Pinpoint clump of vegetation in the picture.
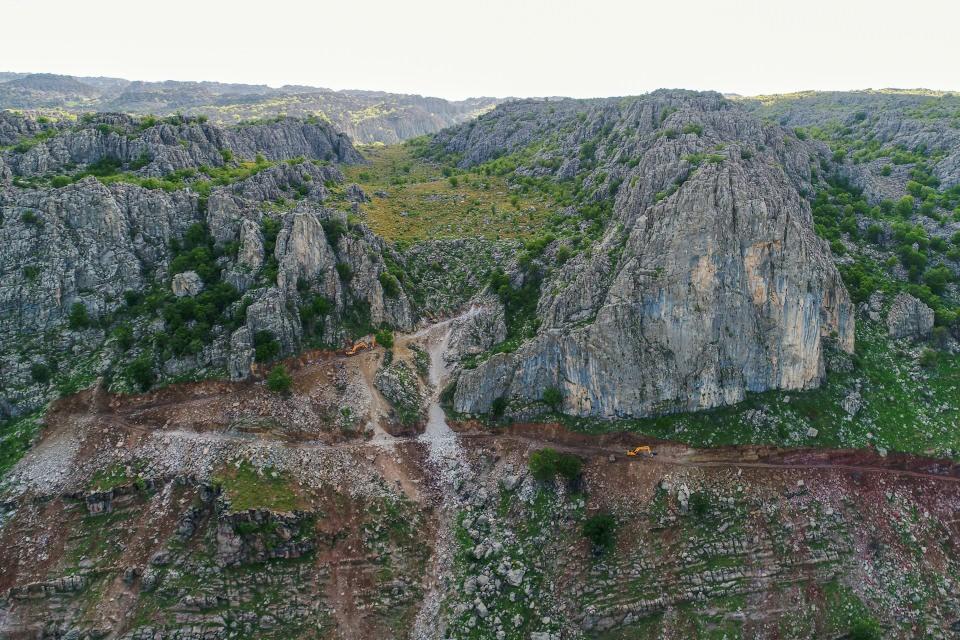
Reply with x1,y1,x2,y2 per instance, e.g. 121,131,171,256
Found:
542,386,564,411
528,447,582,482
688,491,713,520
67,302,90,329
375,328,394,349
126,356,155,391
253,331,281,363
214,460,303,512
0,413,44,479
266,364,293,394
582,513,616,552
30,363,52,384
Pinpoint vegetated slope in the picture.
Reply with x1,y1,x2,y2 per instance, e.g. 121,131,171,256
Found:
0,72,503,144
430,92,854,420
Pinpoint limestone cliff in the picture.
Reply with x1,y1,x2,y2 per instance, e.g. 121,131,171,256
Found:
447,92,854,418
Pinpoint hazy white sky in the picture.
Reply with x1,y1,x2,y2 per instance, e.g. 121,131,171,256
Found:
4,0,958,100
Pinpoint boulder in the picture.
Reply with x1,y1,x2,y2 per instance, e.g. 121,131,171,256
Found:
171,270,204,297
887,292,934,339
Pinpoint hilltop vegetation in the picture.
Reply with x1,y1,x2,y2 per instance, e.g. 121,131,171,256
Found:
343,141,552,242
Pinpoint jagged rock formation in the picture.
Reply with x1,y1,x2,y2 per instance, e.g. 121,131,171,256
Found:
0,72,503,144
446,92,854,418
743,90,960,197
886,292,935,339
1,111,360,179
0,113,412,418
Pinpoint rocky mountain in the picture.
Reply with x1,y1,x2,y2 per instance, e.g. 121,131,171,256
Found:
2,87,960,640
438,92,854,418
0,72,503,144
0,111,413,419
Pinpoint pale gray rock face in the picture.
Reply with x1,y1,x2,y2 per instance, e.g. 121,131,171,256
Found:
1,113,362,180
243,287,302,353
886,292,934,339
0,113,418,417
227,326,254,380
446,300,507,362
451,92,854,418
171,271,204,297
237,219,265,271
0,177,199,340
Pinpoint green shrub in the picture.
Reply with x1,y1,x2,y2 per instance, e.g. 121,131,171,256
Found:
688,491,713,519
112,323,134,351
448,176,459,188
253,331,281,363
542,386,563,410
30,363,51,384
336,262,353,281
320,218,347,245
50,175,72,188
528,448,582,482
491,396,508,418
682,123,703,136
127,357,155,391
582,513,616,552
848,618,882,640
379,271,401,297
923,265,953,295
20,210,39,225
919,348,939,369
267,364,292,393
896,195,915,217
67,302,90,329
374,328,394,349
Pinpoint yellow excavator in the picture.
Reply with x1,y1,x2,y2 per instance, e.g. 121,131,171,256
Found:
344,337,375,356
626,445,653,457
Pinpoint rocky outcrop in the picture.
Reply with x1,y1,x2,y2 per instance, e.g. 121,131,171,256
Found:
446,300,507,362
171,271,204,297
374,360,425,425
1,112,361,180
450,92,854,418
886,292,935,339
0,114,414,416
745,91,960,194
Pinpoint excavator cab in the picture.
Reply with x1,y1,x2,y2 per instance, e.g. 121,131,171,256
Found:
626,445,652,457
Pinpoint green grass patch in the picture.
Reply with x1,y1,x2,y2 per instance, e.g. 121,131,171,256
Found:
213,461,306,512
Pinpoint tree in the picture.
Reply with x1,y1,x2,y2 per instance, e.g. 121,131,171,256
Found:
583,513,616,552
528,448,561,481
849,618,882,640
895,195,915,217
922,265,953,295
528,448,582,483
542,387,563,411
253,331,280,363
375,328,394,349
378,272,401,297
67,302,90,330
267,364,292,393
689,491,713,519
30,363,51,384
128,357,155,391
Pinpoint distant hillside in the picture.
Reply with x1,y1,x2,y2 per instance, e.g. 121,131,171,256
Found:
0,72,503,144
